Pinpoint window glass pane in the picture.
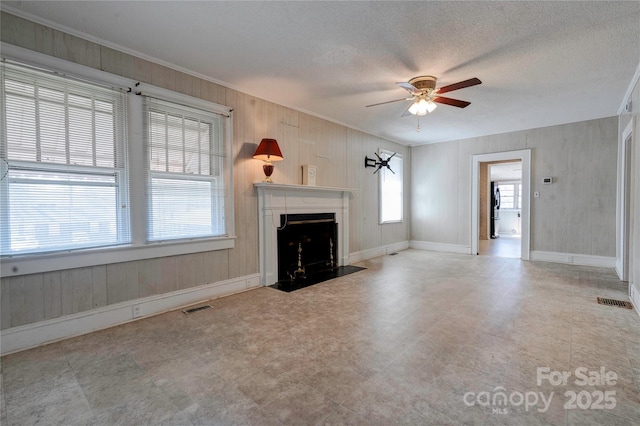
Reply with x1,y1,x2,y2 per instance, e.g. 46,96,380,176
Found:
168,148,183,173
6,169,120,254
497,183,515,209
5,93,37,161
95,111,115,167
149,178,215,239
149,110,167,171
184,118,200,174
200,154,210,175
39,86,64,103
167,115,183,151
5,78,34,96
68,93,92,109
380,152,403,223
68,104,94,166
40,100,67,163
200,122,211,175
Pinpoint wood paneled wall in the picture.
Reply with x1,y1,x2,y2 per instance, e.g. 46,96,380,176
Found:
0,12,410,330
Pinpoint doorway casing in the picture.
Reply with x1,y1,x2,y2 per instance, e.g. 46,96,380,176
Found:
471,150,531,260
617,120,633,281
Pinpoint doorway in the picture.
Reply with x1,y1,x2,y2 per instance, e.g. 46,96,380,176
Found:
471,150,531,260
479,162,523,258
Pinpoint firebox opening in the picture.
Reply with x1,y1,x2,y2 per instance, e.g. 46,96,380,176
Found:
277,213,338,281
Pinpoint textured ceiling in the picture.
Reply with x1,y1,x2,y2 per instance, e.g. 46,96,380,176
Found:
3,1,639,146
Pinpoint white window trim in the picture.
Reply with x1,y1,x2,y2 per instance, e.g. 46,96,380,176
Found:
1,43,235,277
135,89,234,244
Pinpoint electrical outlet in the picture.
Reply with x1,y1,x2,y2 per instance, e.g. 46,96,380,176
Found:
132,305,142,318
567,255,574,264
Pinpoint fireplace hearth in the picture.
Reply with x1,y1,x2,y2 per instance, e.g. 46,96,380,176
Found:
269,264,365,292
271,213,364,292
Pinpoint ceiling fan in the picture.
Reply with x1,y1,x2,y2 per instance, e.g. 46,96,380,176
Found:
366,76,482,116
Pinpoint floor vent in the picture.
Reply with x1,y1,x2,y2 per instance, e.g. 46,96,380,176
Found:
597,297,633,310
182,304,212,315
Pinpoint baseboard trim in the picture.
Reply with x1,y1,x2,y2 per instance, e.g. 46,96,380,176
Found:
529,251,616,268
409,240,471,255
630,284,640,318
0,273,260,356
349,241,409,263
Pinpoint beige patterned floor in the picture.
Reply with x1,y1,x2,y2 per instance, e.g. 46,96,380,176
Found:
1,250,639,425
479,235,521,258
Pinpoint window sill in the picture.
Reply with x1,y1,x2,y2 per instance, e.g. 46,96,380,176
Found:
1,236,236,277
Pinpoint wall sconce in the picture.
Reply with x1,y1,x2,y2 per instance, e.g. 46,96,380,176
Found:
253,138,283,182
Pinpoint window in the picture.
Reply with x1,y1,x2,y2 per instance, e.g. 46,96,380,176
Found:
379,150,403,223
0,51,234,271
497,182,522,209
1,62,129,255
144,98,227,241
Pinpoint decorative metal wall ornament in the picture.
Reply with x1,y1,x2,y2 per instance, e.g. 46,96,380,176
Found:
364,152,397,174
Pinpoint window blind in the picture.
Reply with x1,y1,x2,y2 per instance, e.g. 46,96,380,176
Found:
1,62,129,255
144,97,227,241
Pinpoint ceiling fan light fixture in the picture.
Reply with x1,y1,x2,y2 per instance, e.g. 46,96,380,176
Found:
408,98,437,116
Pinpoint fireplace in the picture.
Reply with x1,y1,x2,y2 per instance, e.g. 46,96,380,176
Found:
255,183,358,287
277,213,338,282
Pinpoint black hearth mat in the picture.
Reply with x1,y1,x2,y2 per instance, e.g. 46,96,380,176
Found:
269,265,366,293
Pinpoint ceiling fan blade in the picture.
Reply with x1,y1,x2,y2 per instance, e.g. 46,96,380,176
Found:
366,98,410,108
396,82,422,96
433,96,471,108
436,78,482,94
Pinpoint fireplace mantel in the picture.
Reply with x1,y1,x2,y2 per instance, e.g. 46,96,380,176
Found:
254,183,358,193
255,183,357,286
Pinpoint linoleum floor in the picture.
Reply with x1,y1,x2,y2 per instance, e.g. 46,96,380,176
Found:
2,250,639,425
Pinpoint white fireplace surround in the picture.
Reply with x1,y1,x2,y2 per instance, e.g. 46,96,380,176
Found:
255,183,357,286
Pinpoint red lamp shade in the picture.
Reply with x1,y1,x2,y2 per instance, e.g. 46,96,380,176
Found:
253,138,283,182
253,138,283,162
